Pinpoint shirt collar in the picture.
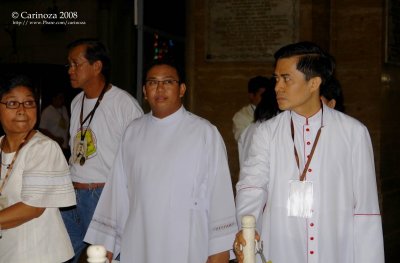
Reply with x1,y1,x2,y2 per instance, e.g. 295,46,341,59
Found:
150,105,185,124
291,108,322,126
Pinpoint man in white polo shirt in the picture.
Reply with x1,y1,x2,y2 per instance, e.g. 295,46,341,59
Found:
61,38,143,263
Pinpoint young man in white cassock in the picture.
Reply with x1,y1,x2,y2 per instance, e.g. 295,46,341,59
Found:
84,59,238,263
234,41,384,263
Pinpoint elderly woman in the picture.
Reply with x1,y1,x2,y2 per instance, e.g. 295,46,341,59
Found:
0,75,76,262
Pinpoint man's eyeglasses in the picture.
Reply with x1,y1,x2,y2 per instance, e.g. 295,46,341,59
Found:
65,61,89,70
0,100,37,109
145,79,179,88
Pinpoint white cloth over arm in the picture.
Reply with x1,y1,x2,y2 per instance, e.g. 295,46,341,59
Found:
236,121,269,230
202,120,237,257
84,144,129,256
352,124,384,262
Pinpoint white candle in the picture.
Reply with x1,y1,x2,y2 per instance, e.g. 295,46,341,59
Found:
242,215,256,263
87,245,107,263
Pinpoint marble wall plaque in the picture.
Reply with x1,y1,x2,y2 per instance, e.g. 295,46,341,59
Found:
206,0,299,62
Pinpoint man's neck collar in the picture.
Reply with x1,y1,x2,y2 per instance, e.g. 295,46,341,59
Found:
291,106,323,125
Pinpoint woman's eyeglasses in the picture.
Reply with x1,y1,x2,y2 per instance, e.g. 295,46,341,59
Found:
0,100,37,109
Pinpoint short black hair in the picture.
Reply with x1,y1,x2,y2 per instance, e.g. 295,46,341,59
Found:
320,76,345,112
254,77,280,122
67,38,111,84
274,41,335,89
0,74,37,101
143,58,185,84
248,76,270,94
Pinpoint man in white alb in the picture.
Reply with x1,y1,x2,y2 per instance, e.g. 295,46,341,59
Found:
85,59,237,263
232,76,268,141
234,42,384,263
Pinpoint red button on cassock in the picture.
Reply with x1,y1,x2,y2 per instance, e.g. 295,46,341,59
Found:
306,128,310,132
310,223,314,227
310,251,314,254
310,237,314,240
307,141,311,145
308,168,312,172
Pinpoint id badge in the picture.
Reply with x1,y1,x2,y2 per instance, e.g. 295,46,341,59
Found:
73,136,87,165
287,180,313,218
0,195,8,211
